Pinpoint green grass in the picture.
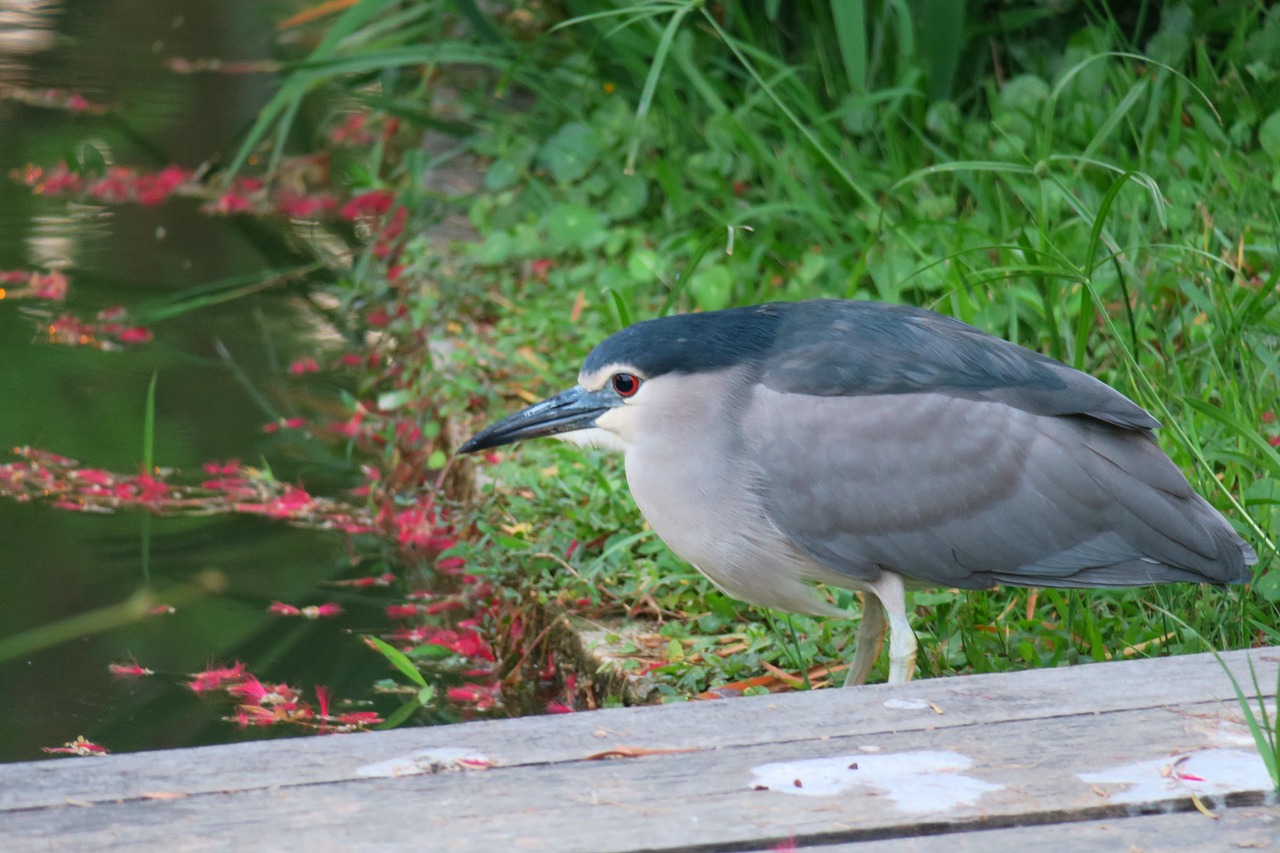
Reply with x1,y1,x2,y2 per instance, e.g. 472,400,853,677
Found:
249,0,1279,695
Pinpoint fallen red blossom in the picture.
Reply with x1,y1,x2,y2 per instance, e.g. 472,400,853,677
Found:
108,661,154,678
334,711,383,726
186,662,247,693
445,682,500,711
42,736,109,756
288,357,320,375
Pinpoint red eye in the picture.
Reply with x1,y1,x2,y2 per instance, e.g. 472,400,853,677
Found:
611,372,641,398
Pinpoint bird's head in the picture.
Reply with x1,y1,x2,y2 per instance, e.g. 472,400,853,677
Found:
458,305,782,456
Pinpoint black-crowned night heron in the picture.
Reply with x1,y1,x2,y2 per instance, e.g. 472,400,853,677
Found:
461,299,1256,685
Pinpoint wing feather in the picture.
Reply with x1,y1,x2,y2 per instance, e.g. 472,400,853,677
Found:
742,388,1253,591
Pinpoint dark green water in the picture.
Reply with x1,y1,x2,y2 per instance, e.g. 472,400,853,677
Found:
0,1,378,761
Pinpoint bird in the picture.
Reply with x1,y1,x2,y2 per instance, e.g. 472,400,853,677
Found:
460,299,1256,685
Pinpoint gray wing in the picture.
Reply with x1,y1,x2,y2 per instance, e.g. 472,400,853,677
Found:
762,300,1160,430
742,387,1254,590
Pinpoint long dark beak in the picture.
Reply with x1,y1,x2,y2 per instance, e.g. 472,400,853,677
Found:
459,385,615,454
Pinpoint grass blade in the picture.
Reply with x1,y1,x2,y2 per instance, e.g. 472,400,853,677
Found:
830,0,867,94
366,635,429,689
624,5,691,175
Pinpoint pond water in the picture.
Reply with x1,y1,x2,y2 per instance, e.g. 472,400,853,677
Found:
0,1,379,761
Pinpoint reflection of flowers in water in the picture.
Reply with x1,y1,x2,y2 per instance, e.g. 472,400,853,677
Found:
0,268,68,301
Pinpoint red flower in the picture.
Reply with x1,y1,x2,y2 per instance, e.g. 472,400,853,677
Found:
42,736,109,756
340,189,394,220
264,486,314,518
392,504,435,550
331,413,366,439
132,472,170,503
332,573,394,588
116,326,153,345
269,600,342,618
288,357,320,375
436,556,466,573
32,271,68,300
230,705,281,728
108,661,154,678
135,165,189,205
212,191,253,214
186,662,246,693
445,682,500,711
226,675,271,703
276,191,337,218
71,468,114,486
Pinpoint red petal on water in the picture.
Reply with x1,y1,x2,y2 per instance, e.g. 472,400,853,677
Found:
227,676,269,704
117,326,153,345
42,736,109,756
108,662,154,678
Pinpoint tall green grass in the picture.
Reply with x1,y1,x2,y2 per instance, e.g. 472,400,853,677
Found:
247,0,1279,690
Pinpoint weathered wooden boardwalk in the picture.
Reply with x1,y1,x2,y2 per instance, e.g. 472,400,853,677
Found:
2,649,1277,851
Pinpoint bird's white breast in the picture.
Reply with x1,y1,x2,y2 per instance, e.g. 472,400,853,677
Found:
616,370,845,616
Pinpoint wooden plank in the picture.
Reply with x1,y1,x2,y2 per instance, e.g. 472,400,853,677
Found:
2,649,1273,812
813,805,1280,851
0,649,1274,852
0,697,1273,851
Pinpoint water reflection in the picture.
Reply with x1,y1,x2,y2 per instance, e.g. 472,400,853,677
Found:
0,1,60,83
27,205,107,270
0,1,370,762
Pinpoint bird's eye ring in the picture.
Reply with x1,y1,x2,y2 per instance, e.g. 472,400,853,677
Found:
611,372,642,398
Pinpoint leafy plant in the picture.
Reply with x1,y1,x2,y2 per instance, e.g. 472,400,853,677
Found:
231,0,1278,699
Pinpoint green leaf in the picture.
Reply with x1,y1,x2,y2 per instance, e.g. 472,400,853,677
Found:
484,158,522,191
605,173,649,220
830,0,866,94
690,264,733,311
544,203,606,251
537,122,600,184
1254,568,1280,603
378,698,422,730
409,643,457,660
1259,110,1280,160
366,636,429,688
377,389,415,411
627,248,662,282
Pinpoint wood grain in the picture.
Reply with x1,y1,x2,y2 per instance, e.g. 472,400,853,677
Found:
1,649,1274,851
